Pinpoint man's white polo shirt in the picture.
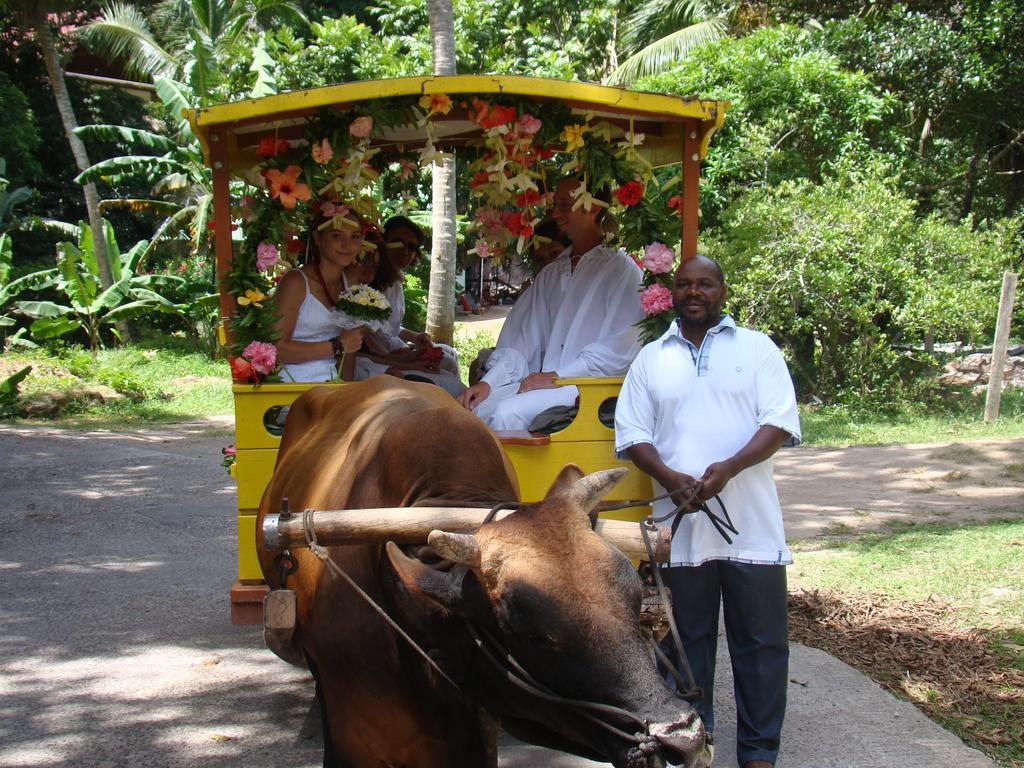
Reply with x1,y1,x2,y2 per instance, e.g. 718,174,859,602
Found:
614,316,801,566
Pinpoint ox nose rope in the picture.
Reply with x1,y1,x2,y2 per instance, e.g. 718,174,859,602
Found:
298,508,684,768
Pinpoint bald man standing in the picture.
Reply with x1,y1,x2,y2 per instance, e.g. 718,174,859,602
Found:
614,255,801,768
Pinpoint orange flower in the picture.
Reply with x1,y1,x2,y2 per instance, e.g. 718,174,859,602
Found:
419,93,453,115
265,165,311,209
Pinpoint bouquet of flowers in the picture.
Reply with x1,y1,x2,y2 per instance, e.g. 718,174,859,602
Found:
336,283,391,323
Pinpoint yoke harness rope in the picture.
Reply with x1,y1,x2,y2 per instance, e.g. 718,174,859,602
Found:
295,482,734,766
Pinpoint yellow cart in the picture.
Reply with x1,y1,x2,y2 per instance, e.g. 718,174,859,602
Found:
186,75,728,623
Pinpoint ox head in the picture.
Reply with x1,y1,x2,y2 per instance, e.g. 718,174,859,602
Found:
386,465,711,768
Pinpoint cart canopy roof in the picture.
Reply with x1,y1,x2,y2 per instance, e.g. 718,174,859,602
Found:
188,75,728,174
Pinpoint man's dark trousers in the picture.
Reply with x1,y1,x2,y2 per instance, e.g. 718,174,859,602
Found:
660,561,788,766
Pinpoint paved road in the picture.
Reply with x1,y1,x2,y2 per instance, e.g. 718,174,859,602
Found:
0,423,997,767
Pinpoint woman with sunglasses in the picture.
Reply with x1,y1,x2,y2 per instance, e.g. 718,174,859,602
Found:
378,217,463,379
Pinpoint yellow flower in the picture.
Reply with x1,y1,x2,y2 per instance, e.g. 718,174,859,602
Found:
237,288,266,309
419,93,453,115
561,123,589,152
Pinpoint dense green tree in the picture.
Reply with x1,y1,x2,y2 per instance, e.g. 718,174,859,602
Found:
710,164,1020,406
640,26,905,229
819,1,1024,223
1,2,116,288
79,0,307,103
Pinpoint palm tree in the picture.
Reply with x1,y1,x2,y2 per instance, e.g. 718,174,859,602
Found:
79,0,306,104
607,0,732,85
2,2,115,289
425,0,458,346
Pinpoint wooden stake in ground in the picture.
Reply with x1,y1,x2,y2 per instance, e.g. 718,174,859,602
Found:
984,271,1018,422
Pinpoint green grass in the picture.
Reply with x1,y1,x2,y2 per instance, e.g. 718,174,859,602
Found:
791,519,1024,629
800,400,1024,446
453,326,496,384
2,342,233,429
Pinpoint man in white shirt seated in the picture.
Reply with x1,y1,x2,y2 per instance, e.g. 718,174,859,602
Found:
457,176,644,430
614,254,801,768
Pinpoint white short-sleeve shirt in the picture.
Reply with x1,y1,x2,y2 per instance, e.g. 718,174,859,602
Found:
614,316,801,566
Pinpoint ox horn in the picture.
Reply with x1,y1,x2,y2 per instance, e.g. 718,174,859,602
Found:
428,531,482,568
564,466,630,514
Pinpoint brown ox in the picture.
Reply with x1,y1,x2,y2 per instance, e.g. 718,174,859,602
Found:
256,378,709,768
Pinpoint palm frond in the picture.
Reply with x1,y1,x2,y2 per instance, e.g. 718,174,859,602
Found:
19,217,82,238
136,204,198,270
78,2,178,81
619,0,713,55
74,155,185,186
74,124,176,151
98,199,183,216
608,17,728,85
248,32,277,99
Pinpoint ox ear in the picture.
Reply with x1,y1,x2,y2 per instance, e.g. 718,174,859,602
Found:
544,463,586,499
386,541,464,611
428,531,482,568
564,467,630,516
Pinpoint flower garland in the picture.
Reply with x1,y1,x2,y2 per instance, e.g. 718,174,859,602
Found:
223,92,689,381
225,98,421,382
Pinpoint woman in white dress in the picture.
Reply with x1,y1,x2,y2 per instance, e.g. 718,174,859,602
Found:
274,217,369,382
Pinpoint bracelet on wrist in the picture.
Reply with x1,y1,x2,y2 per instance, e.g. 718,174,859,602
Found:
330,336,344,361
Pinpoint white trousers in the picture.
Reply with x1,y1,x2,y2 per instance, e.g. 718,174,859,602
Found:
473,383,579,431
357,358,466,398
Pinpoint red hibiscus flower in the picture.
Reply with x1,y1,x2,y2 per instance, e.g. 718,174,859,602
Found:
614,180,644,207
481,105,517,129
501,211,533,238
516,189,543,207
668,194,685,213
256,136,290,157
230,356,258,383
469,171,491,188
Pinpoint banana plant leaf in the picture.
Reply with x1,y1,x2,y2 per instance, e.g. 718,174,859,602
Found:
56,241,98,312
29,315,81,340
74,155,185,186
16,299,67,318
73,124,176,151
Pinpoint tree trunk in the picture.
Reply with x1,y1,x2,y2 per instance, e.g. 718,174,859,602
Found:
33,12,114,290
425,0,458,346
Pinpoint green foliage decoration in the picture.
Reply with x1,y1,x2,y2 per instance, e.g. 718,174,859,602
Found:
230,90,687,379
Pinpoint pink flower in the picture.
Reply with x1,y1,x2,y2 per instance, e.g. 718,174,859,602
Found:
311,138,333,163
242,340,277,375
474,207,504,238
643,242,675,274
474,240,491,258
349,116,373,138
518,113,542,135
640,283,674,316
222,445,236,457
239,194,257,222
320,201,349,220
256,241,279,271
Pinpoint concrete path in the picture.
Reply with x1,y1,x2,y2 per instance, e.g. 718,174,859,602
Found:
0,423,998,767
